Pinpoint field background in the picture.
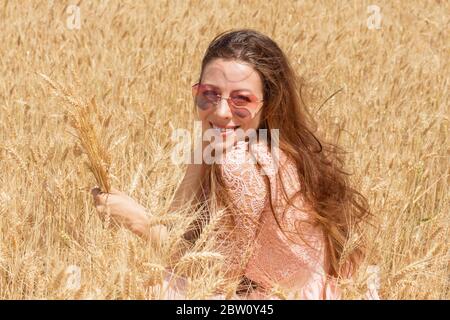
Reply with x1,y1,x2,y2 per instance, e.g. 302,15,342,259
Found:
0,0,448,299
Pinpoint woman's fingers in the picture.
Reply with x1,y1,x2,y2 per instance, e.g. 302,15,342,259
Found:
90,187,103,197
95,204,105,213
91,187,109,206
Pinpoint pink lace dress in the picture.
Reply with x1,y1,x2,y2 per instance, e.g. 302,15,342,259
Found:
160,140,379,300
213,140,339,299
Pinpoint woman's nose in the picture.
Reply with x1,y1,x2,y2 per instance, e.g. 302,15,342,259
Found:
214,98,233,119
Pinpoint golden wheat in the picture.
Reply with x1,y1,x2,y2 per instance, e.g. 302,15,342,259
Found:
38,73,112,193
0,0,447,300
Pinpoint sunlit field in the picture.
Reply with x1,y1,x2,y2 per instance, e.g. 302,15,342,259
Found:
0,0,448,299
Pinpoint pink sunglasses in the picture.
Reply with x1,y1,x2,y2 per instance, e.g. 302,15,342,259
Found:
192,83,264,118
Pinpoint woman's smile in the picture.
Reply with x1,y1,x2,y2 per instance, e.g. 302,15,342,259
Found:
209,121,241,136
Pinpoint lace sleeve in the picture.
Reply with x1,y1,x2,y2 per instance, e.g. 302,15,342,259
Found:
219,141,269,217
217,141,270,279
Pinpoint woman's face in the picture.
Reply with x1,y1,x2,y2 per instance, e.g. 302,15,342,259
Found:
196,58,264,150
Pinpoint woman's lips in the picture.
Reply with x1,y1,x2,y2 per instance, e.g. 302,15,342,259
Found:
209,122,240,135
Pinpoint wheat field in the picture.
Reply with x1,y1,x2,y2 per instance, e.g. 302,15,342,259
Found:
0,0,448,300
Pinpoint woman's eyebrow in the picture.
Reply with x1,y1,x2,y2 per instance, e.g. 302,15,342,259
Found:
232,88,254,93
202,83,254,93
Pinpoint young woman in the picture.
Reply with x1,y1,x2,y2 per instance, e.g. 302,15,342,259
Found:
92,29,377,299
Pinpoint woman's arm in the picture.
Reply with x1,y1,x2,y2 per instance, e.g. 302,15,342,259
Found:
148,138,212,250
91,188,168,246
93,112,213,250
170,161,210,242
141,146,210,246
215,140,270,281
91,145,209,248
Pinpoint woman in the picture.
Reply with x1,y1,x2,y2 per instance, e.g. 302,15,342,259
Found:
92,29,377,299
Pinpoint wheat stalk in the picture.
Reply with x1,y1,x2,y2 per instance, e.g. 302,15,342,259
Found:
2,145,27,172
142,262,165,287
37,72,112,193
178,251,224,265
175,251,224,277
0,192,10,216
128,162,143,195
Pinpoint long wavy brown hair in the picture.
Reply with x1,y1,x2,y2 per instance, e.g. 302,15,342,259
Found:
195,28,371,279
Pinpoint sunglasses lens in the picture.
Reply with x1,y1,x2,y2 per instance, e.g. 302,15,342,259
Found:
193,84,219,110
230,93,257,118
230,94,252,107
232,107,251,118
194,95,213,110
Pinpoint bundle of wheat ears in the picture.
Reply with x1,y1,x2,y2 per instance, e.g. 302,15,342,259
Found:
37,72,112,193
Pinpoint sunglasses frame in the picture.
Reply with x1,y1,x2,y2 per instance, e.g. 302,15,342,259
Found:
191,82,264,118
